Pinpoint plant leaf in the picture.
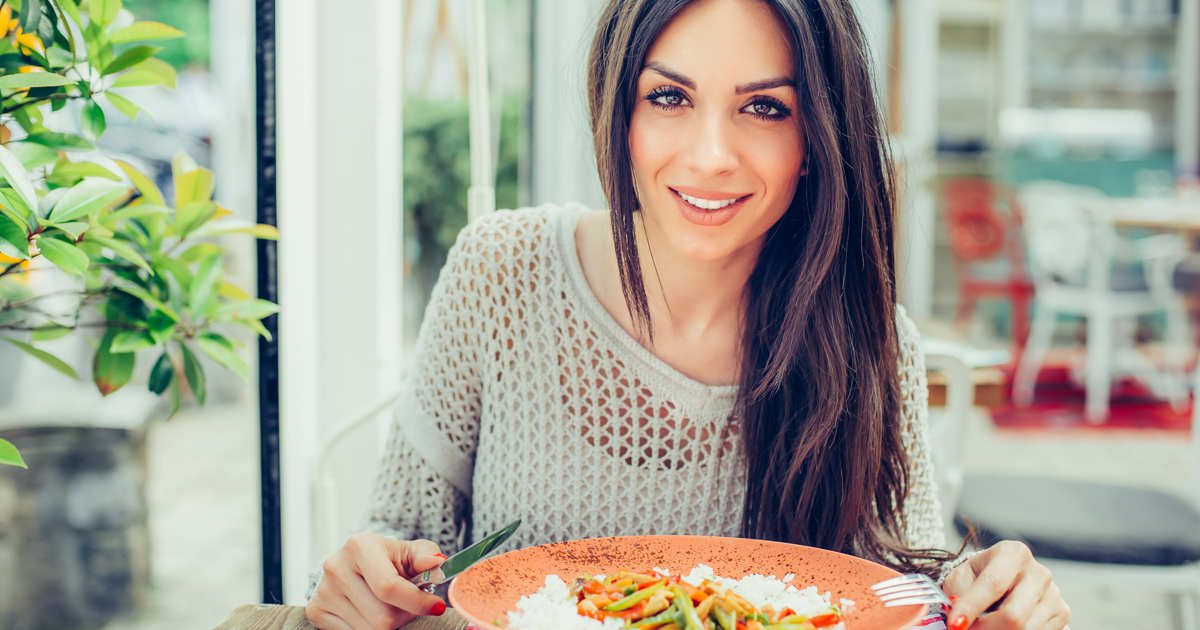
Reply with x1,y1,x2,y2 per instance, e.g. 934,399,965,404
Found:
166,362,181,417
3,336,79,379
36,236,89,275
179,341,205,405
177,242,222,265
174,167,214,208
114,281,179,322
31,325,73,341
0,190,34,233
94,329,135,395
0,438,27,469
0,145,39,214
171,200,215,238
103,45,160,75
22,132,94,151
148,350,173,394
81,100,107,141
86,234,150,272
45,220,89,240
111,21,184,45
89,0,122,26
146,309,175,344
0,71,74,90
110,329,156,353
0,214,27,259
47,159,122,188
197,222,280,240
104,91,141,120
188,252,221,317
197,332,247,379
20,0,45,36
218,280,251,301
240,318,272,342
113,159,165,206
215,298,279,322
111,57,175,89
50,178,129,222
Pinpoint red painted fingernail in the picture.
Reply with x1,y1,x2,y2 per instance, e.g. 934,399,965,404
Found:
949,595,958,603
430,600,447,616
434,552,448,560
949,614,968,630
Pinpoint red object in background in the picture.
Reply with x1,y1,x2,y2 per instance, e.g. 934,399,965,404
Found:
992,362,1193,433
942,178,1036,367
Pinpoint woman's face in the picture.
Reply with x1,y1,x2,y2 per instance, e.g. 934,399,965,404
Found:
629,0,805,265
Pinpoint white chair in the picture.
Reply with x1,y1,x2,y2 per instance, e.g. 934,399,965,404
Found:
954,366,1200,630
309,391,402,559
1013,180,1192,422
923,350,973,538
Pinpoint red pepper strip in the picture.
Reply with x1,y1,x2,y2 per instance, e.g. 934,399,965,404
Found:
809,613,841,627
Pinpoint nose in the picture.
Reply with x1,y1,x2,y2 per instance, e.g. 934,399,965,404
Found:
684,109,739,176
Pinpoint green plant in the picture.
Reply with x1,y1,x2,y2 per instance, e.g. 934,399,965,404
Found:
0,0,277,468
403,96,520,311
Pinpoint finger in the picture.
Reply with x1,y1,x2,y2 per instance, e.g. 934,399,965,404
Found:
940,559,979,599
334,565,406,630
349,539,446,614
1024,583,1071,630
947,541,1030,628
304,601,353,630
392,538,447,577
973,563,1051,629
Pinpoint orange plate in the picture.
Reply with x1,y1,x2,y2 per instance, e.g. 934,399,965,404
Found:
449,535,928,629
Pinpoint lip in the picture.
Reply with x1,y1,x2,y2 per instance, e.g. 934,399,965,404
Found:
670,185,753,202
669,187,752,227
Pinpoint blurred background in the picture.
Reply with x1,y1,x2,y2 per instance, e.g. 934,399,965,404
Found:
0,0,1196,629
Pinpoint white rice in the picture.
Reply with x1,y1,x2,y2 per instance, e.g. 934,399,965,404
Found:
506,564,852,630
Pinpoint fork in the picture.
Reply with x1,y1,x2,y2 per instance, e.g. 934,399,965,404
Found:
870,573,952,608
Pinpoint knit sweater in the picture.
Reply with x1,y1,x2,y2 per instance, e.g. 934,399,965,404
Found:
352,202,947,573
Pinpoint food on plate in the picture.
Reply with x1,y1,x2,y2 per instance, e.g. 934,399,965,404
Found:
504,564,851,630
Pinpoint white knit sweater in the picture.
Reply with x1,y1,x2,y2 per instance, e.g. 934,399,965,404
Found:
356,202,946,570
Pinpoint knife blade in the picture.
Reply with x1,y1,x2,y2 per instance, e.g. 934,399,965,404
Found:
411,518,522,601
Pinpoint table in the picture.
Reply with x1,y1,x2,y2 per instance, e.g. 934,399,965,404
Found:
1107,196,1200,236
215,604,472,630
927,366,1007,409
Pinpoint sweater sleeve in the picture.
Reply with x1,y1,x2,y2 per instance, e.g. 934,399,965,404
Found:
308,219,493,598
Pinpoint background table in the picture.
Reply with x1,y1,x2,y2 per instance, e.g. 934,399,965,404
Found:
215,604,471,630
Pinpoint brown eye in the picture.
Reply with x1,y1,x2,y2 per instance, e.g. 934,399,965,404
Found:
646,86,689,110
742,97,791,121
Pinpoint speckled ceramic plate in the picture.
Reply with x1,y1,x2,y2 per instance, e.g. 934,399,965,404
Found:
448,535,927,630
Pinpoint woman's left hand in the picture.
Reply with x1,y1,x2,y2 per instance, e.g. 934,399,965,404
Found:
941,540,1071,630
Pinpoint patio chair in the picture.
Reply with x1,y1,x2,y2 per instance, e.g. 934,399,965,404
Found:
954,364,1200,629
940,178,1035,365
1012,180,1191,422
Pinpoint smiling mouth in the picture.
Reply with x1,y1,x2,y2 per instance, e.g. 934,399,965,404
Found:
670,188,752,211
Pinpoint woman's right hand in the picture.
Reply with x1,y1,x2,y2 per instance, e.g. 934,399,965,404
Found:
306,533,449,630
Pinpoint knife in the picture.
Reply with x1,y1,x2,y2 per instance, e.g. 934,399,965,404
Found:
411,518,522,601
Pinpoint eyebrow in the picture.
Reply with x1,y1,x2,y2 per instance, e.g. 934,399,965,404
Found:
643,61,794,94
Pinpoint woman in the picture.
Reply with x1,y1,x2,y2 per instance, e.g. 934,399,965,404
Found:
306,1,1071,629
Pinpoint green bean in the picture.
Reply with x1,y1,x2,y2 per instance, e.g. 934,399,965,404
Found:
605,581,666,611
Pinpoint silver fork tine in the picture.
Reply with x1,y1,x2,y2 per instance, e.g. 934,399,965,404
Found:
870,573,951,608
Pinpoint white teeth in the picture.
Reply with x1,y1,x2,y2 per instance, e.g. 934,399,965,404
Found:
676,190,741,210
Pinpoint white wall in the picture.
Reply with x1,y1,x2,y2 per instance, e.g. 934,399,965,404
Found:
276,0,403,603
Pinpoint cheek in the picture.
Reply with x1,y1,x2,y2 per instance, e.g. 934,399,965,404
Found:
628,107,676,182
751,127,804,202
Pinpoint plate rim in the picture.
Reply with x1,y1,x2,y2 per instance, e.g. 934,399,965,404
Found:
448,533,930,629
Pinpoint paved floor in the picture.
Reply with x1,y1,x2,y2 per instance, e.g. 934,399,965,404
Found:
97,400,1194,630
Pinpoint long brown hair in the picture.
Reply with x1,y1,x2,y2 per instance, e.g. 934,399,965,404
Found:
586,0,957,575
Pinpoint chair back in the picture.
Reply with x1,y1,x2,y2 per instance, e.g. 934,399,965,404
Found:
309,391,401,560
1017,181,1110,287
924,351,972,532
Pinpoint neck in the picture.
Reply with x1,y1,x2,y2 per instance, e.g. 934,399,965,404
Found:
631,212,759,341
